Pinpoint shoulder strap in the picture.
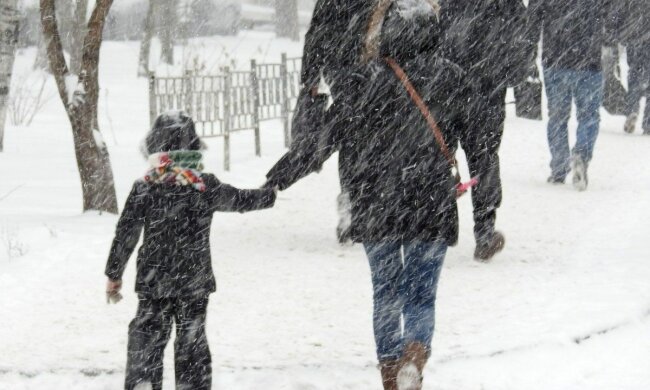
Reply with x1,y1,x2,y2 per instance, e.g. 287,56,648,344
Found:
384,57,479,198
384,57,456,168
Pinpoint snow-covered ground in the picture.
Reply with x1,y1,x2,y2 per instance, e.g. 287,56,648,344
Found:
1,33,649,390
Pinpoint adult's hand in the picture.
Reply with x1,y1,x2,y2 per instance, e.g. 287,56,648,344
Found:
106,278,123,304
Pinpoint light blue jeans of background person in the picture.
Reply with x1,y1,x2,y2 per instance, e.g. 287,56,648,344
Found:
544,68,603,179
363,240,447,362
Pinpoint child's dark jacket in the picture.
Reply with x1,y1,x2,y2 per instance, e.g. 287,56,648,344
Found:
105,174,275,298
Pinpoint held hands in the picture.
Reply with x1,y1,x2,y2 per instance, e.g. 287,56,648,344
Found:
106,278,123,304
262,179,280,195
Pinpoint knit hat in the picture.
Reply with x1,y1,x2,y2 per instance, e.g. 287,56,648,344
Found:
142,110,203,156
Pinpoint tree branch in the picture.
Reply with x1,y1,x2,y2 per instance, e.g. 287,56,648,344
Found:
39,0,70,108
81,0,113,86
80,0,114,125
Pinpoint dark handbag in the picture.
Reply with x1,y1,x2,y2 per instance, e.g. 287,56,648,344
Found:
602,46,628,116
602,74,628,116
514,68,543,120
290,86,328,142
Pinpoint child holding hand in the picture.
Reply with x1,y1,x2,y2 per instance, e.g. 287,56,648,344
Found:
105,111,275,390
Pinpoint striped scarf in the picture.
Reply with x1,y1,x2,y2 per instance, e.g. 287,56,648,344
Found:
144,151,206,192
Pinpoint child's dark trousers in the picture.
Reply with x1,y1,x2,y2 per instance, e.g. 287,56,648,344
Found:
125,295,211,390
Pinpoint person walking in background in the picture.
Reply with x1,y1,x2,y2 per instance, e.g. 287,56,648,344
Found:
619,0,650,135
105,112,276,390
527,0,619,190
438,0,534,261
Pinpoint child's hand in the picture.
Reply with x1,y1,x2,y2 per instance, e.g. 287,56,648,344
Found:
106,278,123,304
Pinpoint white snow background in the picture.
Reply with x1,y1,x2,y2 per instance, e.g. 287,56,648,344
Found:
0,31,649,390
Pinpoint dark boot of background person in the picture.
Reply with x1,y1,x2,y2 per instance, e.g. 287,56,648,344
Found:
379,360,400,390
474,231,506,262
396,342,428,390
624,112,638,133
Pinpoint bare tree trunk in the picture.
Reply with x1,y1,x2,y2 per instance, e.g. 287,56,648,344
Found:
41,0,118,214
159,0,175,65
0,0,20,152
138,0,155,76
275,0,299,41
70,0,89,74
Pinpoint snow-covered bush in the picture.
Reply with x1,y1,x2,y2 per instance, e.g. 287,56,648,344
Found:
7,70,53,126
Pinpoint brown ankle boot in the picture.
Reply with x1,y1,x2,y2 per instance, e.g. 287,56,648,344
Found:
397,342,428,390
379,360,400,390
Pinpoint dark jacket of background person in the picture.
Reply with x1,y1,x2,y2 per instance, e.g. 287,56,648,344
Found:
438,0,534,89
105,176,275,298
300,0,370,89
269,2,467,245
615,0,650,58
435,0,532,244
608,0,649,46
527,0,619,72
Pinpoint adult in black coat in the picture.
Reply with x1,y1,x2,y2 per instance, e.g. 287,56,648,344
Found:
438,0,534,261
267,1,466,388
618,0,650,134
105,112,275,390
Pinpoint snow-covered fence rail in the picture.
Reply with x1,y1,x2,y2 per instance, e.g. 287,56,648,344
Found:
148,54,303,170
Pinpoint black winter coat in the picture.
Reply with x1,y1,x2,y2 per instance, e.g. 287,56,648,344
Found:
527,0,619,72
105,174,275,298
341,59,465,244
269,2,466,244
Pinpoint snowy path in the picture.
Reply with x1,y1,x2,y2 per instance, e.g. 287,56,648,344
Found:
1,40,649,389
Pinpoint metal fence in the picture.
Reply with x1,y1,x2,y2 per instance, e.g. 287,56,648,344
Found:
148,53,302,170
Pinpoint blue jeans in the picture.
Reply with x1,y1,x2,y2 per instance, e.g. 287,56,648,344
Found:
544,69,603,179
363,240,447,362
